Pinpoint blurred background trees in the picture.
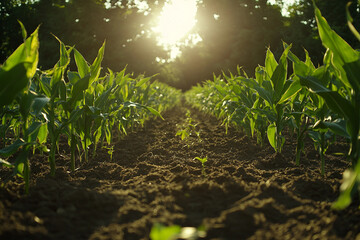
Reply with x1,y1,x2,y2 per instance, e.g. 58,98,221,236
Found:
1,0,359,90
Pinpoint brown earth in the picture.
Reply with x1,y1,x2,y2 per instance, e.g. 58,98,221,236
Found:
1,102,360,240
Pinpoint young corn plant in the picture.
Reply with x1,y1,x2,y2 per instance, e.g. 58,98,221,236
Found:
286,43,342,171
41,36,73,176
287,90,309,165
194,156,208,176
300,4,360,209
241,45,302,152
69,42,106,165
285,46,316,165
0,24,48,193
150,223,206,240
308,121,336,175
218,70,257,136
176,110,201,145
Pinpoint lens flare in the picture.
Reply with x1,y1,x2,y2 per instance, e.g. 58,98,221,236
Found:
153,0,198,51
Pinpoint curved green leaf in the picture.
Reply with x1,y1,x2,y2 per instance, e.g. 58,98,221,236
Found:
0,27,39,107
0,139,26,158
74,49,90,79
299,75,355,124
315,4,359,89
278,80,302,104
267,123,276,151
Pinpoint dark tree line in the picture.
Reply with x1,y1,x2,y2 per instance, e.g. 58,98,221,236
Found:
1,0,359,90
0,0,167,76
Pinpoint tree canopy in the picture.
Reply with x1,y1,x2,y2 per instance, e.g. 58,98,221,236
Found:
1,0,359,90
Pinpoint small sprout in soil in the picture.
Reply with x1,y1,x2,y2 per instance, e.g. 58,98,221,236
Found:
150,223,181,240
103,145,114,161
150,223,206,240
176,110,201,146
194,156,208,176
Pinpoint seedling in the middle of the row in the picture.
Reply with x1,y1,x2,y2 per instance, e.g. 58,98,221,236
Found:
194,156,208,176
176,110,201,146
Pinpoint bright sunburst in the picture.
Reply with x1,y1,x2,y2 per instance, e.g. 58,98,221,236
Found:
153,0,198,59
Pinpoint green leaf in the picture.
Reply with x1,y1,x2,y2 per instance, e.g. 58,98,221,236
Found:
74,49,90,79
50,65,63,89
16,162,24,177
255,66,265,85
0,64,29,107
194,156,207,164
0,158,13,168
19,92,36,119
95,85,118,109
272,45,291,102
59,79,67,102
89,41,106,84
267,123,276,151
144,106,164,120
304,49,316,70
346,2,360,42
315,4,359,63
0,139,26,158
1,27,39,74
315,4,359,89
255,86,273,106
135,76,151,87
343,60,360,94
313,120,350,139
32,96,50,117
67,71,81,85
26,121,43,143
176,129,189,140
0,27,39,107
68,108,84,124
50,35,71,89
287,49,313,77
150,223,181,240
265,48,278,78
37,123,48,144
17,20,27,41
332,162,360,210
242,78,273,105
299,75,355,125
54,35,71,68
278,80,302,104
66,74,90,108
215,85,227,96
40,75,51,97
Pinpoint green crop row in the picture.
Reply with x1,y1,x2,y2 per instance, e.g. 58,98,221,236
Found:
0,23,181,193
185,4,360,210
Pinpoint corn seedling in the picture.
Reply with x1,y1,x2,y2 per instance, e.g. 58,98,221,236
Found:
194,156,207,176
0,23,46,193
176,110,201,144
150,223,206,240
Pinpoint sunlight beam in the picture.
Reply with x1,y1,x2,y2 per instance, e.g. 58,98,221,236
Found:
153,0,198,59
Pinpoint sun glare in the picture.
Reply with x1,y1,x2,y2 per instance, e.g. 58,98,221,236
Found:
153,0,198,59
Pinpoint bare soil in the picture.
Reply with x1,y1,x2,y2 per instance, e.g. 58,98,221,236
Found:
1,102,360,240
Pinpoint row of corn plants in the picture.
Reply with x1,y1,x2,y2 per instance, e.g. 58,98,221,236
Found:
185,4,360,210
0,23,181,193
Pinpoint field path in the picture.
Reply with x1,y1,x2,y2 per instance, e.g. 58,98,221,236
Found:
1,101,359,239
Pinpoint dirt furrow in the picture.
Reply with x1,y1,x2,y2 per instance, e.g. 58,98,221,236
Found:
0,102,359,240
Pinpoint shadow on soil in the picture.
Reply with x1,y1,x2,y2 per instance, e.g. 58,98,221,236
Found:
1,102,360,240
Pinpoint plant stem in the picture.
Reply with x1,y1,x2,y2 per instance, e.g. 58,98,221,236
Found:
70,126,76,172
49,136,57,176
